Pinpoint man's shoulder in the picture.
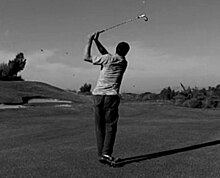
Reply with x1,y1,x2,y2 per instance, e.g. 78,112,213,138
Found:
112,55,127,64
101,53,112,60
102,53,125,60
101,54,127,66
103,53,112,57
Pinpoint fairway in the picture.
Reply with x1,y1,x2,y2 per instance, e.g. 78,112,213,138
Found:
1,0,220,177
0,103,220,178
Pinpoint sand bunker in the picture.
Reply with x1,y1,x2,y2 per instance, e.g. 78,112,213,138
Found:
55,104,72,108
0,104,26,109
28,98,72,103
0,98,72,109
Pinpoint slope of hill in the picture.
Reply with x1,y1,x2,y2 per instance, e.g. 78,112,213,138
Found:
0,81,87,104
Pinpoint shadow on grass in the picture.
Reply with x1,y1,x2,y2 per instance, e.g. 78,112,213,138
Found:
116,140,220,167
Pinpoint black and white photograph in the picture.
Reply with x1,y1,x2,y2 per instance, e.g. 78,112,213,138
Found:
0,0,220,177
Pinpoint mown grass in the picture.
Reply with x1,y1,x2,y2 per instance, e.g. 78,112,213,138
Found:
0,103,219,178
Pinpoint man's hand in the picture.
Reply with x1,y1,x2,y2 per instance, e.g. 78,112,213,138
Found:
88,32,96,41
94,31,101,41
88,31,101,42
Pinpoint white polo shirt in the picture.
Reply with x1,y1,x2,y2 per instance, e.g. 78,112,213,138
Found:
92,53,127,95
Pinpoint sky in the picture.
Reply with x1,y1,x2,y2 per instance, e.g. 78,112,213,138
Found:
0,0,220,93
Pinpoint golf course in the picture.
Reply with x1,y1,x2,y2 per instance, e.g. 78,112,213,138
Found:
0,81,220,178
1,0,220,177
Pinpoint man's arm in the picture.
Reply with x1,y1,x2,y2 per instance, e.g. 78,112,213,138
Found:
94,32,108,55
83,33,95,63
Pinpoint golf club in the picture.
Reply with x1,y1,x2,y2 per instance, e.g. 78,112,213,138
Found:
98,13,148,34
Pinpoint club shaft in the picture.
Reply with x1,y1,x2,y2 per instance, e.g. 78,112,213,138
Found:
99,17,138,34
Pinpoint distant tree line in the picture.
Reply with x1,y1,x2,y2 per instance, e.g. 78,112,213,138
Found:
0,53,26,81
79,82,220,108
120,83,220,109
173,83,220,109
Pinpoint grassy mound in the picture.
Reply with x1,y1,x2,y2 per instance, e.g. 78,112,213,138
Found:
0,81,87,104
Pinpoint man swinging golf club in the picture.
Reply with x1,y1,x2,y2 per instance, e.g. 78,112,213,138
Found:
83,31,130,165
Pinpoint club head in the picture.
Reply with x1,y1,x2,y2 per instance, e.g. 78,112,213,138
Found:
138,14,148,21
143,16,148,21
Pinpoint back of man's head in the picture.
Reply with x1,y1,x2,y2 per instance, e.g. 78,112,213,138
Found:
116,42,130,57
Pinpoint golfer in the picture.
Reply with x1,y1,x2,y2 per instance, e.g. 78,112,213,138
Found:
83,32,130,164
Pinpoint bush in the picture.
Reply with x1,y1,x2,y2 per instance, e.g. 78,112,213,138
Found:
174,94,186,106
0,63,10,78
79,83,92,94
159,87,175,100
187,98,203,108
203,97,219,108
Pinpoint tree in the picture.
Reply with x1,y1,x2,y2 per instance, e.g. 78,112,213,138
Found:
8,53,26,77
79,83,92,94
0,52,26,81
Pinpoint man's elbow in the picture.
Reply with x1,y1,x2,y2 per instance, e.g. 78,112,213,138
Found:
83,57,93,63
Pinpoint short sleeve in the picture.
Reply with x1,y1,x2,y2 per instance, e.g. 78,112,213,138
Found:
92,54,110,65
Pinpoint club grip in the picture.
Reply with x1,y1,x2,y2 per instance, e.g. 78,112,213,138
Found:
98,30,105,34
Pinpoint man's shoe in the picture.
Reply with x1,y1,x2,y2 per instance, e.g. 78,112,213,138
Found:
99,155,120,166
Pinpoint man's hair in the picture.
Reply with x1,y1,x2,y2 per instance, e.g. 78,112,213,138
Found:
116,42,130,57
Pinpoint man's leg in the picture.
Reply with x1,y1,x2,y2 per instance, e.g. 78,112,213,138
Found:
93,95,105,158
102,95,120,156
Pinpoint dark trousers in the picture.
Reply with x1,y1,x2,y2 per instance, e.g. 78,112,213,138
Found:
93,95,120,157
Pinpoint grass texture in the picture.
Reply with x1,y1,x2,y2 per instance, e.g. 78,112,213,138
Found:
0,102,220,177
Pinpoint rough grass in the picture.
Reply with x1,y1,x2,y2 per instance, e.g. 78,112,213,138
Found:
0,103,220,178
